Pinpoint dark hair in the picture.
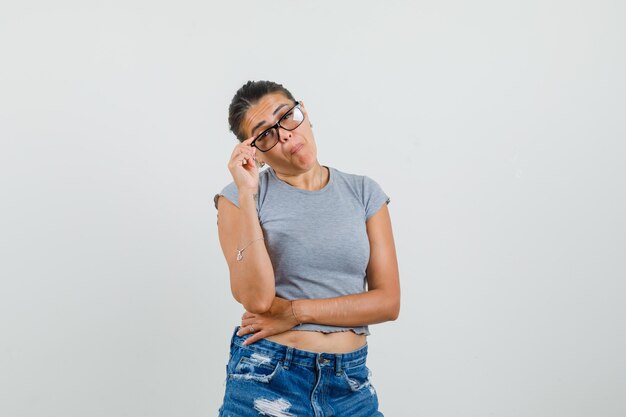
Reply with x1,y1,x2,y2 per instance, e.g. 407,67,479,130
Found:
228,80,295,142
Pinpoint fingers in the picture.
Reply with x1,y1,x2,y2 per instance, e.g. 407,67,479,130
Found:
241,135,256,145
239,312,257,333
243,332,264,346
230,146,255,163
236,312,265,345
233,136,257,164
237,324,255,336
236,323,266,345
228,143,256,169
242,327,268,346
231,136,256,164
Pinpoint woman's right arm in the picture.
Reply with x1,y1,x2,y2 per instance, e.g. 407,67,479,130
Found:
216,138,275,313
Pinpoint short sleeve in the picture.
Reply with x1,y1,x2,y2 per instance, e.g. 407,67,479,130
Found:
213,182,240,209
362,176,390,220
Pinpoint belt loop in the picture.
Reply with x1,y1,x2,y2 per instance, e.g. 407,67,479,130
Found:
334,353,342,376
283,347,293,370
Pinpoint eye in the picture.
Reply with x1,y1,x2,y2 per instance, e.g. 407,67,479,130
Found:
281,111,293,121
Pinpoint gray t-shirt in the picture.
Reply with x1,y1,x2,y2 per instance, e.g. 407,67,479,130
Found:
214,166,390,335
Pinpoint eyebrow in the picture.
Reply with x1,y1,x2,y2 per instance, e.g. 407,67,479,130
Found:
250,103,290,136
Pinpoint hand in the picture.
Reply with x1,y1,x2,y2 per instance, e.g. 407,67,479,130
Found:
237,297,299,345
227,136,259,194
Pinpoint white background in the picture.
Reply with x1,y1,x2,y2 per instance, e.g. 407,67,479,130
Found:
1,1,625,416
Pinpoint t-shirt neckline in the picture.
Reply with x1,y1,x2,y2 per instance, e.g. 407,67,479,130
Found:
267,166,334,195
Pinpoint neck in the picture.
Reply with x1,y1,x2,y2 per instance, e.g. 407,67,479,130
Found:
274,162,327,191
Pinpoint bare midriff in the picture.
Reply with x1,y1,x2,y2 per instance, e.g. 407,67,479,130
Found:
266,330,367,353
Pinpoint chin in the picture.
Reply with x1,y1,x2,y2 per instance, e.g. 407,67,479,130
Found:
294,153,317,170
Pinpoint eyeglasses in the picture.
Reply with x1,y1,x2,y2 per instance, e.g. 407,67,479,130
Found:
251,101,305,152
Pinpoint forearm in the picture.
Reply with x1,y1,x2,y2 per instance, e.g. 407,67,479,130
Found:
292,288,400,327
230,192,275,312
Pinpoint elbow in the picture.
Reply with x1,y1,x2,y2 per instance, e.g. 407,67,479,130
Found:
245,300,273,314
389,308,400,321
386,299,400,321
239,294,274,314
230,274,275,314
387,307,400,322
370,288,400,322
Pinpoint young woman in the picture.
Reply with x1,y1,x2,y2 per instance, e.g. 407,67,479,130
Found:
214,80,400,417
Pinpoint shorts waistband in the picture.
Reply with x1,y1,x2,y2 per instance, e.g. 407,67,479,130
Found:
229,326,368,370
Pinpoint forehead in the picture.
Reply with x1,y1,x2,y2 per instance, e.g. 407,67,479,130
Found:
242,93,293,138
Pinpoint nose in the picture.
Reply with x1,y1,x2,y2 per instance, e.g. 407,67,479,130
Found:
277,127,292,143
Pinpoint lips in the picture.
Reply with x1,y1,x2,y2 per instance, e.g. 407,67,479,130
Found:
290,143,304,155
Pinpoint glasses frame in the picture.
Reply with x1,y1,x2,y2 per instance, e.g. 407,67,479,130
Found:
250,101,303,152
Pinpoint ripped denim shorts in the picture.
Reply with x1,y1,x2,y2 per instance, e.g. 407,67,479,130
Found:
218,326,384,417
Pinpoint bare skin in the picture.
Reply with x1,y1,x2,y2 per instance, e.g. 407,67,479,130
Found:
217,92,400,353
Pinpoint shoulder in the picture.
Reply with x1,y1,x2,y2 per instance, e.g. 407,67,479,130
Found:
214,181,238,209
330,167,390,220
330,167,384,194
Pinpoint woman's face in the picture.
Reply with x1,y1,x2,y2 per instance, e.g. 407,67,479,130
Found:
241,92,318,175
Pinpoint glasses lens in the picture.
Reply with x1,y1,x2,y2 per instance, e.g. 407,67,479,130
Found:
255,128,278,151
280,106,304,130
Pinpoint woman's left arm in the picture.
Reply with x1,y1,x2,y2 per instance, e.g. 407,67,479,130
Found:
240,204,400,344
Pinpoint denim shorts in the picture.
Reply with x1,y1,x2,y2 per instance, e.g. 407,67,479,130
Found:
218,327,384,417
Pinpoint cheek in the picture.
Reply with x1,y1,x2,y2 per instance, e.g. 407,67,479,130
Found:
305,136,317,152
264,150,286,166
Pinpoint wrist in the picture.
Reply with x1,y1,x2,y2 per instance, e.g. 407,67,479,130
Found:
238,191,258,204
291,300,307,325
